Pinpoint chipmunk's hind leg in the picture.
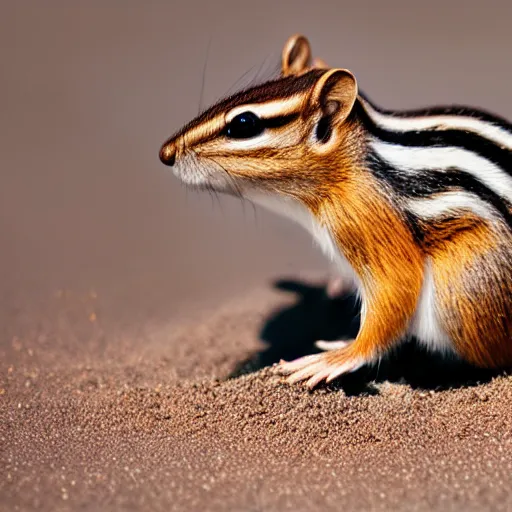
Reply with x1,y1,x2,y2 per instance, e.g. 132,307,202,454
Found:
433,230,512,369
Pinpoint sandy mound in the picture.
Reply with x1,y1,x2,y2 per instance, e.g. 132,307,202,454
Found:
2,279,512,511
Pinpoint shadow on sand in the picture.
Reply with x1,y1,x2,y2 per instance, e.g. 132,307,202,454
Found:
228,278,504,395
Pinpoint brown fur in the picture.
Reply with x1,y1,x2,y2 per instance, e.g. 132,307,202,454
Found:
419,215,485,253
319,176,425,362
432,223,512,367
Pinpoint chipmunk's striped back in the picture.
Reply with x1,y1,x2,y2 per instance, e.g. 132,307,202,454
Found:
159,34,512,387
357,96,512,240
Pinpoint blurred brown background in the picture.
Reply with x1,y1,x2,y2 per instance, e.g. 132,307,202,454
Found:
2,0,512,334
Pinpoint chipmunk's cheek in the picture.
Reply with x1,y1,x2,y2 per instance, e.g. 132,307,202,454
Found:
196,138,226,154
207,155,239,173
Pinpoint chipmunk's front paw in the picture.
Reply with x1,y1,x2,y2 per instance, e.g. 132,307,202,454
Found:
278,346,365,389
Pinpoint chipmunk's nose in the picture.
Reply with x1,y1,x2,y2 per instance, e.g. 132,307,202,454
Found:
159,143,176,167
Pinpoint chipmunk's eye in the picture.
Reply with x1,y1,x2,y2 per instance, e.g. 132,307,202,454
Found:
225,111,264,139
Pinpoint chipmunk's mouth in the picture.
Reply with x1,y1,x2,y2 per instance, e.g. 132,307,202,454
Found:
170,152,242,196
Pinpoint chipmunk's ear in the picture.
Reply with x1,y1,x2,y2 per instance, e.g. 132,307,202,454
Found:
281,34,312,76
310,69,358,125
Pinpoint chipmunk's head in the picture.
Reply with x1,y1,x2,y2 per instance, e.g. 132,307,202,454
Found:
159,35,361,205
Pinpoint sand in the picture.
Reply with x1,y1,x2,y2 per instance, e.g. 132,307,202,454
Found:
2,280,512,512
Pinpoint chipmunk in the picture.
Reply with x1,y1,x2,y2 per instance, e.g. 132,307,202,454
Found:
159,34,512,388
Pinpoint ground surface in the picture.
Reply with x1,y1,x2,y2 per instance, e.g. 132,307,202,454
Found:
2,281,511,512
